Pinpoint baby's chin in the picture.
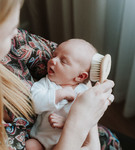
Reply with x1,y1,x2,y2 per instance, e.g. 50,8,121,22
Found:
48,75,53,81
48,75,60,85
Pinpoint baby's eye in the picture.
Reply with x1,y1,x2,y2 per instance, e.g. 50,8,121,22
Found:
61,58,67,64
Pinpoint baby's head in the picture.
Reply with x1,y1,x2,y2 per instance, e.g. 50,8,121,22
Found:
47,39,97,86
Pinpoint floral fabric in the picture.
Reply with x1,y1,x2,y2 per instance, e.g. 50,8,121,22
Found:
98,125,121,150
1,29,121,150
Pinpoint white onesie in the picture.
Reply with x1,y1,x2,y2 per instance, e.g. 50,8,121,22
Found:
30,75,88,150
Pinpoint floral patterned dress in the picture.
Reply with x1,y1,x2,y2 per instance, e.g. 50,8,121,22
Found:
1,29,121,150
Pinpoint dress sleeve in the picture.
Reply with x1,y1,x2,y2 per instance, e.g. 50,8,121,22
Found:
11,28,57,80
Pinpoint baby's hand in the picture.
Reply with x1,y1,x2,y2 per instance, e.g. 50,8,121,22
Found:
48,113,66,129
62,86,75,101
55,86,75,104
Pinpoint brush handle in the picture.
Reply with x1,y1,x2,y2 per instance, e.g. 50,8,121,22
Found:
100,54,111,83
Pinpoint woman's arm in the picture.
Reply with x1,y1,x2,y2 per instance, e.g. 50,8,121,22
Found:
16,29,57,80
53,80,114,150
11,29,57,80
81,125,100,150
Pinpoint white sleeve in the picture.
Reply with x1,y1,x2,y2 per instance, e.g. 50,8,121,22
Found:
31,78,56,114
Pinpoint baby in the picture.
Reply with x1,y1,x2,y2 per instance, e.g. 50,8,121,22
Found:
26,39,97,150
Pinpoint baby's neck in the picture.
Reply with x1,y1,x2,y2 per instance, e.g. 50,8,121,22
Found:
61,84,78,89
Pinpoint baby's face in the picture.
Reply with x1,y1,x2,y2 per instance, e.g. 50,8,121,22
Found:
47,39,95,85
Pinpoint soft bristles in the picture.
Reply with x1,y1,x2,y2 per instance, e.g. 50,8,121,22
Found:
90,53,104,82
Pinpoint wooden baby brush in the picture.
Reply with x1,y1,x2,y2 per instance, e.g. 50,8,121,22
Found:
90,53,111,83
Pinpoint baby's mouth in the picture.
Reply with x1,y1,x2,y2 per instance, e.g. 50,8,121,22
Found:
48,67,54,74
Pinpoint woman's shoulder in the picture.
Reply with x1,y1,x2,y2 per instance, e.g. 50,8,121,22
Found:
13,28,57,53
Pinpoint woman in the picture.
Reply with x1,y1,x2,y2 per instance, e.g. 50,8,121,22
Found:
0,0,121,149
0,0,35,149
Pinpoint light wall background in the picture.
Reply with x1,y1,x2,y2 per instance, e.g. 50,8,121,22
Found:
20,0,135,118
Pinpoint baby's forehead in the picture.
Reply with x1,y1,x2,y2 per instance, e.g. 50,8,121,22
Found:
79,46,96,67
59,39,96,57
71,40,96,52
79,44,96,57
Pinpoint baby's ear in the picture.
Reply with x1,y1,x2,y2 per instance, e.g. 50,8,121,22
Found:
75,72,88,82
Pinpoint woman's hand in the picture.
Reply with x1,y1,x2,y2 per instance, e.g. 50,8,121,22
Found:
54,80,114,150
69,80,114,130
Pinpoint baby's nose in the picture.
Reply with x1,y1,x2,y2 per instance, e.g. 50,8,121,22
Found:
50,58,57,65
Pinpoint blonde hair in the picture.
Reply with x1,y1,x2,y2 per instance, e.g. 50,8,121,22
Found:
0,0,31,148
0,77,8,150
0,0,23,24
0,64,34,118
0,64,35,149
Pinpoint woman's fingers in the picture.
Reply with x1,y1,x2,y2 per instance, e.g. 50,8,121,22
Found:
101,81,114,105
102,80,114,92
94,80,114,93
106,94,114,105
69,79,115,130
108,94,114,102
103,89,112,100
